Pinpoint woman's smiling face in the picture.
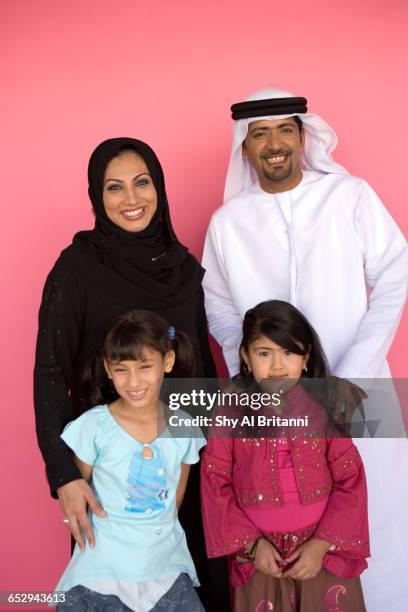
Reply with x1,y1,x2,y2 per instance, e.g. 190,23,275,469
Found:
103,150,158,232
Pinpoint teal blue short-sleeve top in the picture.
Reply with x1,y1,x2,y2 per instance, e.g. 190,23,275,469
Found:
55,405,206,592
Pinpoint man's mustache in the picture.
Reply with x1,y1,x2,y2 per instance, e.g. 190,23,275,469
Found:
261,148,291,158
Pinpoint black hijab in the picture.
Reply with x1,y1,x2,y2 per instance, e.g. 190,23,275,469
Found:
61,137,204,309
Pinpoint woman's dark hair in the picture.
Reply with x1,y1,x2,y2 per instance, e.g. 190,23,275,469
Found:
114,144,141,158
88,309,195,406
239,300,329,379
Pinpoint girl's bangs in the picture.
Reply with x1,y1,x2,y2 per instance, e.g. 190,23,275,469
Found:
259,321,307,355
105,330,158,363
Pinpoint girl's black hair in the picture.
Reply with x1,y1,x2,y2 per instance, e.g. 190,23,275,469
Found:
239,300,330,379
236,301,354,437
88,309,195,406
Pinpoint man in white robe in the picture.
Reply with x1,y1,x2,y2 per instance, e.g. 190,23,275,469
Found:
202,88,408,611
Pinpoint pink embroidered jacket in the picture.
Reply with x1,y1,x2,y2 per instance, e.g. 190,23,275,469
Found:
201,384,370,578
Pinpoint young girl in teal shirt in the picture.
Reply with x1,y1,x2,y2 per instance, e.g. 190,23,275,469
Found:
55,310,206,611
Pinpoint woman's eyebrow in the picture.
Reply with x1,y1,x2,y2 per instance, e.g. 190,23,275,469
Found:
104,172,150,184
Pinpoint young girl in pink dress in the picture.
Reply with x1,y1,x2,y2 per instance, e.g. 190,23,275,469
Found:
201,300,369,612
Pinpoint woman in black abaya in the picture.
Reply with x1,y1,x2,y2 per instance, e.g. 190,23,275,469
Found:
34,138,230,611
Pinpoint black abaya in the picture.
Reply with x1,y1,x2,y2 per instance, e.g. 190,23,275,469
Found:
34,138,229,611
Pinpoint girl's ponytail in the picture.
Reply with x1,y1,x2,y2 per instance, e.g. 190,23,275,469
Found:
82,345,117,408
167,328,195,378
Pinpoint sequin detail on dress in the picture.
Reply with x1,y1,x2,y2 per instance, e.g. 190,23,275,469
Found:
125,444,168,513
255,601,274,611
324,584,347,612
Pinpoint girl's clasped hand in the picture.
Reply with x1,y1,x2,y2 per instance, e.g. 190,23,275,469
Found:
244,536,332,581
281,538,332,580
251,538,285,579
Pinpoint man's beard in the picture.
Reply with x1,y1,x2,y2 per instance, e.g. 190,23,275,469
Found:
262,159,293,182
260,148,293,182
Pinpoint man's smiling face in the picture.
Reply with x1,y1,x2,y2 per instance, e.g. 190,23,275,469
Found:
242,117,304,193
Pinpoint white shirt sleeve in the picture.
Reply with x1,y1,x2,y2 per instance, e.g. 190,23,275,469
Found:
202,216,243,375
334,181,408,379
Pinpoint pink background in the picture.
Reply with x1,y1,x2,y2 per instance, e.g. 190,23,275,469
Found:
1,0,407,605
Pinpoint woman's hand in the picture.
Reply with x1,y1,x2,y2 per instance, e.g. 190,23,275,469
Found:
57,479,107,552
283,538,331,580
254,538,285,578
